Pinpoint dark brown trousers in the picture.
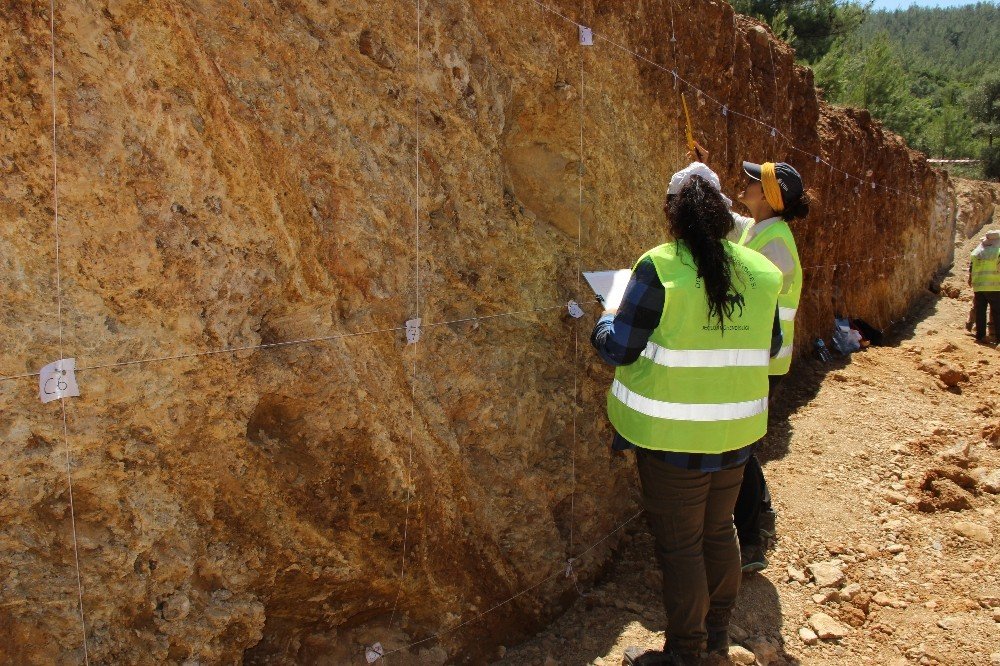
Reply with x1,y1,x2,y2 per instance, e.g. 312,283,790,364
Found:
635,449,746,654
974,290,1000,340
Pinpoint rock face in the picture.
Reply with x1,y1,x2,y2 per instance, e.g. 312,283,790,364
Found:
954,178,999,239
0,1,954,663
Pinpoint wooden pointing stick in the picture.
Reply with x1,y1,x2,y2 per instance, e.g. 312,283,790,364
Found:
681,92,696,152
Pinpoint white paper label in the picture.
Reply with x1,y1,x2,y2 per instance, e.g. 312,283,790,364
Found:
405,318,422,344
365,643,385,663
579,26,593,45
39,358,80,404
567,301,584,319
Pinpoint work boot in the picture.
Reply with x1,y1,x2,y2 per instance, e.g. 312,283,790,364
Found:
621,646,701,666
706,627,729,655
759,509,777,546
740,543,768,573
621,647,673,665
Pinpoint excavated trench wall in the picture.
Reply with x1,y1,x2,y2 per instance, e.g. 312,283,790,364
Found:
0,0,954,663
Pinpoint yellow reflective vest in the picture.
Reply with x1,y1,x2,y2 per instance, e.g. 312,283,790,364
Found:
738,218,802,375
971,250,1000,292
606,241,782,454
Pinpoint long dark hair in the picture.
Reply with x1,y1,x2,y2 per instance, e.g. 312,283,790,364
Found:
668,176,737,328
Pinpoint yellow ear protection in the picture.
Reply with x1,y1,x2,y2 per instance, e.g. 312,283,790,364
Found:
760,162,785,213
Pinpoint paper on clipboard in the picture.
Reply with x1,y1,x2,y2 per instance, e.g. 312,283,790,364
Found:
583,270,632,311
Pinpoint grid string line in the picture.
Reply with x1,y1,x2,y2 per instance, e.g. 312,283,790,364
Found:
47,1,90,662
0,303,592,385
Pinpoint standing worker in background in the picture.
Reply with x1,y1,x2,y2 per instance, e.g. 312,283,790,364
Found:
970,230,1000,344
592,164,783,665
692,143,809,573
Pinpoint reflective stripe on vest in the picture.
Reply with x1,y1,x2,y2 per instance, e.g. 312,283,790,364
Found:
611,379,769,422
641,341,771,368
778,306,797,321
775,345,793,359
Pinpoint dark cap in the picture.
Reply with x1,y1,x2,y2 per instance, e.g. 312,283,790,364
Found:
742,161,804,204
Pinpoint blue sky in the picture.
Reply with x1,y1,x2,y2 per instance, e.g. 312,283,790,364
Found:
870,0,993,9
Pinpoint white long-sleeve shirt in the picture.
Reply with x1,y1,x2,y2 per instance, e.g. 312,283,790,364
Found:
730,213,796,293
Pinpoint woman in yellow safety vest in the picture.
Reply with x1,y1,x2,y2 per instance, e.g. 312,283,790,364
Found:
729,159,809,573
691,142,811,575
592,165,783,665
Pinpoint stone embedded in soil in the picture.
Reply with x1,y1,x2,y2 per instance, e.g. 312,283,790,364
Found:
919,467,978,512
787,566,809,583
873,591,907,608
808,561,846,588
883,490,908,505
808,612,851,640
918,358,969,387
980,470,1000,494
938,441,975,468
727,645,756,665
839,604,869,627
952,521,993,543
730,624,750,643
937,616,964,631
799,626,819,645
840,583,862,601
745,637,779,665
983,422,1000,445
812,591,836,604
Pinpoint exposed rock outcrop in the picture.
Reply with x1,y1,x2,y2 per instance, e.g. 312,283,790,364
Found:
0,1,956,663
954,178,999,239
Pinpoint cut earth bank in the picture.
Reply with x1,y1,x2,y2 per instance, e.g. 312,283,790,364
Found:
0,0,977,663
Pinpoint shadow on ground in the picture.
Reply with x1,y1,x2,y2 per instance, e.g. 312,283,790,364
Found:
758,291,942,465
493,529,800,665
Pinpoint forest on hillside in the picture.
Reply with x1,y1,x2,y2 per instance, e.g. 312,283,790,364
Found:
732,1,1000,179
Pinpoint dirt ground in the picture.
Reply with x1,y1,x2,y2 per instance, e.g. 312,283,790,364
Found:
497,218,1000,665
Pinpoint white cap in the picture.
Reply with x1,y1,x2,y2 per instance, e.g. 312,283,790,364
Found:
985,230,1000,244
667,162,733,208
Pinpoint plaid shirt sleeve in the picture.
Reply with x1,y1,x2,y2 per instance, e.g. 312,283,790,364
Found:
589,257,664,366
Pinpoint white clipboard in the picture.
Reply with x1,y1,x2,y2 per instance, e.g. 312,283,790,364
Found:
583,270,632,310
